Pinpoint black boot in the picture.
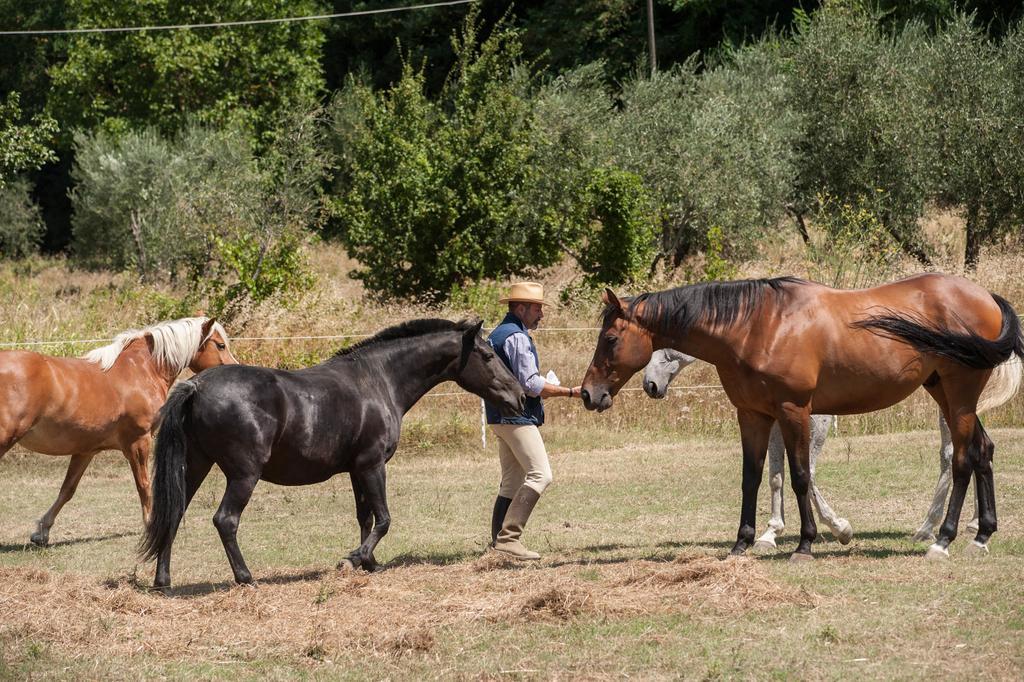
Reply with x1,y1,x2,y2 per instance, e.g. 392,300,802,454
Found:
490,495,513,547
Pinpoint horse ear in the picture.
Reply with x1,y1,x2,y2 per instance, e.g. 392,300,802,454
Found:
463,318,484,341
602,288,623,312
200,317,217,339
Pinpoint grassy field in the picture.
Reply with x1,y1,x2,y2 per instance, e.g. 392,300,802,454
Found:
2,427,1023,680
1,223,1023,679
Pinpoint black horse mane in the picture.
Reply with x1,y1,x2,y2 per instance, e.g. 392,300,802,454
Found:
333,318,477,358
604,277,806,336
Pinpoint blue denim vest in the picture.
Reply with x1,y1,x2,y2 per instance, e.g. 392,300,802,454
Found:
485,313,545,426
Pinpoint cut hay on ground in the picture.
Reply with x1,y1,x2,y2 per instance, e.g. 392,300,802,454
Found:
0,554,820,665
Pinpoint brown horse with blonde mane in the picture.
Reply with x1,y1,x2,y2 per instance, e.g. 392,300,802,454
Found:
581,273,1024,561
0,317,237,545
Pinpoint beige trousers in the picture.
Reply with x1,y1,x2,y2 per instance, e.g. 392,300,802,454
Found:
491,424,553,497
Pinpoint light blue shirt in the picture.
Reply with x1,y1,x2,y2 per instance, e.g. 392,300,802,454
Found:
503,333,545,397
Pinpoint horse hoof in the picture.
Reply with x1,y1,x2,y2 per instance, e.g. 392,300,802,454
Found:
966,520,980,534
337,558,357,572
963,540,989,557
924,544,950,561
789,552,814,563
833,519,853,545
911,530,937,544
29,532,49,547
751,539,777,554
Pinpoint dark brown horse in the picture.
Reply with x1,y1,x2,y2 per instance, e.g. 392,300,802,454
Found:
581,273,1024,561
0,317,237,545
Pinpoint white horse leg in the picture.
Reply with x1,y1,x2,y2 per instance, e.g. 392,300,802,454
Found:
807,415,853,544
912,413,953,543
753,423,786,553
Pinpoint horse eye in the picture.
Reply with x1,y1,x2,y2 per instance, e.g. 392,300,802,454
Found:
215,342,226,350
604,335,618,346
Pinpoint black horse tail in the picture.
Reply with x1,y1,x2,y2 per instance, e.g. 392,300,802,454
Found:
852,293,1024,370
139,380,198,562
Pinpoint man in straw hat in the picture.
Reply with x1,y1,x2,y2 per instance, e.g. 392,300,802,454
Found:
484,281,581,560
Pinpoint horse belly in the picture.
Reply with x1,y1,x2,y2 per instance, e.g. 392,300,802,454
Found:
18,419,119,456
259,449,341,486
812,378,923,416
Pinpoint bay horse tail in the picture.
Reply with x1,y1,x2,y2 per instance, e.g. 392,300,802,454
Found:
139,380,198,562
852,293,1024,371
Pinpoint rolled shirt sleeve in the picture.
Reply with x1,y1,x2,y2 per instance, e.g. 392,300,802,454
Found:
503,333,546,397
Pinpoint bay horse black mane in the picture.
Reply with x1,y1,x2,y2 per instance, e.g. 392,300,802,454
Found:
603,276,806,337
333,318,477,358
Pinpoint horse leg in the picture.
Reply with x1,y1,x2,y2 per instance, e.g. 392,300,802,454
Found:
30,453,97,546
213,475,260,585
154,455,214,590
775,405,817,561
807,414,853,545
344,463,390,571
752,422,785,553
913,411,952,543
730,410,773,556
926,377,987,560
964,421,996,557
123,435,153,525
342,472,379,571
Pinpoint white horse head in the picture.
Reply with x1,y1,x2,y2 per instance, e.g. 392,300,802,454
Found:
642,348,697,399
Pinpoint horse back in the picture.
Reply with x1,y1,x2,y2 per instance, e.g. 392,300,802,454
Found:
187,364,389,485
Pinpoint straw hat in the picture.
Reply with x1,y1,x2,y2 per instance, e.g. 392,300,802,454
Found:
499,281,545,305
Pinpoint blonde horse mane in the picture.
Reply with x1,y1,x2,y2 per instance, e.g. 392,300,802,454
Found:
83,317,229,375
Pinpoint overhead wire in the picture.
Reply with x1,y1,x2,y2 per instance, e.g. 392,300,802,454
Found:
0,0,477,36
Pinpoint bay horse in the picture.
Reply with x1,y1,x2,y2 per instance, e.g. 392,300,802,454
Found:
642,348,1021,552
0,317,236,545
582,273,1024,561
140,318,525,589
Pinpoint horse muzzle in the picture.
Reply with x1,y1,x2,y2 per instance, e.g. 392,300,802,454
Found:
581,387,613,412
642,379,667,399
497,390,527,418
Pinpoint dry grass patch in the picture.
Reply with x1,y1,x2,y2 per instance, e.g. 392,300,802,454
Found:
0,553,823,665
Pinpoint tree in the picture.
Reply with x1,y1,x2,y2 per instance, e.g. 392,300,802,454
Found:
329,12,567,301
924,14,1024,268
789,2,935,265
0,92,58,189
47,0,325,142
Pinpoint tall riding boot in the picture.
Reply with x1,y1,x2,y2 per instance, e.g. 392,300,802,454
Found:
490,495,513,547
492,487,542,560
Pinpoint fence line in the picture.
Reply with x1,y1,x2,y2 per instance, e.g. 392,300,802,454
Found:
421,384,723,399
0,327,604,348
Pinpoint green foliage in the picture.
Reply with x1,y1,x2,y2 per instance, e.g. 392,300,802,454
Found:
789,2,935,264
923,13,1024,267
71,112,325,316
206,231,314,318
0,93,58,189
806,192,901,289
700,226,738,282
47,0,325,142
0,177,46,258
579,168,658,286
329,11,568,302
605,40,798,264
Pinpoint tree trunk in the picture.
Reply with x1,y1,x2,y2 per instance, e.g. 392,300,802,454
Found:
963,202,982,271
